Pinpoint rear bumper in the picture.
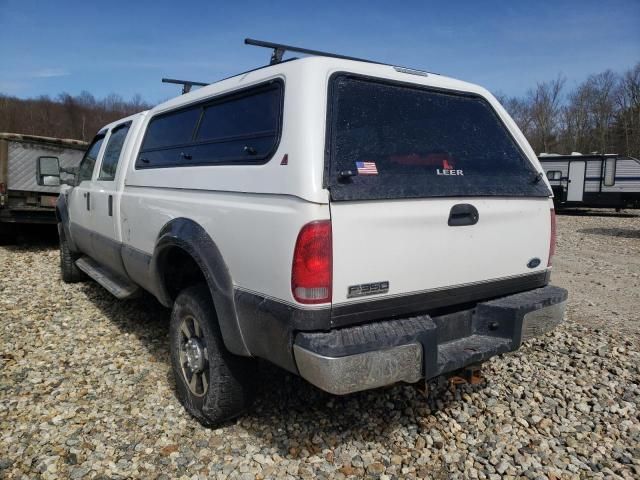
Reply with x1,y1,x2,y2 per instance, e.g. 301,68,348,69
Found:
293,285,567,395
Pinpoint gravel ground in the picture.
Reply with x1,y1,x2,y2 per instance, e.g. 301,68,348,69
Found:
1,213,639,480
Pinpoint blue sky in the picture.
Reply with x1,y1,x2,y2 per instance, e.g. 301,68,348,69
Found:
0,0,638,104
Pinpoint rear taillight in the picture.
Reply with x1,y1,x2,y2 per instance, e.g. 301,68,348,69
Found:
548,208,556,267
291,220,332,304
0,183,5,195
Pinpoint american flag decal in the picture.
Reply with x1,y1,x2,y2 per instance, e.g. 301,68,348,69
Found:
356,161,378,175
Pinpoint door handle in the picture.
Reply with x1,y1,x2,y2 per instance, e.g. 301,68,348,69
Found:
108,195,113,217
448,203,479,226
86,192,90,211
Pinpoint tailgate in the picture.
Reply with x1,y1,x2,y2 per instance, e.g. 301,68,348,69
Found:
325,74,553,323
331,197,552,310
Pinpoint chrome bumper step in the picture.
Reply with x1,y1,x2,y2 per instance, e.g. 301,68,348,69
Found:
294,285,567,395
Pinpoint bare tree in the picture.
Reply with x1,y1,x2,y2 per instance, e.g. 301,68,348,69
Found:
527,75,565,154
498,64,639,159
586,70,618,153
562,81,595,153
0,92,151,141
497,94,534,139
614,63,640,156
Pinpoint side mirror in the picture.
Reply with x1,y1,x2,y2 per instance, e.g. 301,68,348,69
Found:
60,166,78,186
36,156,61,186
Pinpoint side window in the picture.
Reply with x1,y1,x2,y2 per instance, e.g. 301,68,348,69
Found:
136,81,283,168
77,135,105,184
141,107,200,150
99,123,131,181
604,158,616,186
196,87,281,141
546,170,562,180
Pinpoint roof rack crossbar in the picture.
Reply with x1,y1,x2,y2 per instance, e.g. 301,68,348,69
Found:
162,77,209,95
244,38,384,66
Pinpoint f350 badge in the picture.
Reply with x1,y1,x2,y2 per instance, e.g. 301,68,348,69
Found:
348,281,390,298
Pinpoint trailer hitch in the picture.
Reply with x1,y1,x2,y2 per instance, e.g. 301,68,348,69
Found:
413,364,485,398
448,364,484,390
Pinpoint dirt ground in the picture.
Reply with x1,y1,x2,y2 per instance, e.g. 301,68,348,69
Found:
552,210,640,334
0,210,638,479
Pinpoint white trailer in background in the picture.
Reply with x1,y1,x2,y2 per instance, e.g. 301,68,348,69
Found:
539,153,640,210
0,133,86,230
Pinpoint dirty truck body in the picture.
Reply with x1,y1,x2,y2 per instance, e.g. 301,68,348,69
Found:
0,133,86,225
57,54,568,425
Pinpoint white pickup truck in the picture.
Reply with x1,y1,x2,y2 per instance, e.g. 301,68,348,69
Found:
57,41,567,426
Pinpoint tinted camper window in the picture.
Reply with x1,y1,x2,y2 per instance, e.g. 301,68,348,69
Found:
196,87,281,141
142,108,200,151
327,75,551,200
137,81,283,168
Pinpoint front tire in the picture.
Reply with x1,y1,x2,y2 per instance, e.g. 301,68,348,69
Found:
59,231,85,283
170,284,256,426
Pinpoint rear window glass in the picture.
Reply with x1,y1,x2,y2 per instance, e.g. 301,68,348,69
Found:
327,75,550,200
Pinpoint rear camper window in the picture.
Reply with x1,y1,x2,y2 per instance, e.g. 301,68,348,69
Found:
326,75,551,200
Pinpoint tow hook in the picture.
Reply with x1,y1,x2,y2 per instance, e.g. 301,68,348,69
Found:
448,364,484,390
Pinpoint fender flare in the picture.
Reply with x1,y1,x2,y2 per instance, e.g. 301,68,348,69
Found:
150,218,250,357
55,194,78,252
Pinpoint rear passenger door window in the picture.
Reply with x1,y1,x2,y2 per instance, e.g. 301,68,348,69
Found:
77,134,105,184
136,80,283,168
99,122,131,181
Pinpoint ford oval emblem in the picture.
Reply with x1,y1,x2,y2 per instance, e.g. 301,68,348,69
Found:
527,258,541,269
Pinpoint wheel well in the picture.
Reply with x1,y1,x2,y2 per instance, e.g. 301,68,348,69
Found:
161,247,207,302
